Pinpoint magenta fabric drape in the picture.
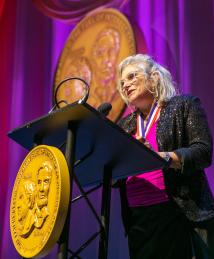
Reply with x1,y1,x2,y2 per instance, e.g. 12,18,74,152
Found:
0,0,5,21
0,1,16,256
1,0,214,258
32,0,128,23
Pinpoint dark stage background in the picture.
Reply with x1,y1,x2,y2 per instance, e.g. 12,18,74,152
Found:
1,0,214,258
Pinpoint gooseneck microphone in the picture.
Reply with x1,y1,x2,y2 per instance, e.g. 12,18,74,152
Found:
97,103,112,116
54,77,90,107
48,77,90,114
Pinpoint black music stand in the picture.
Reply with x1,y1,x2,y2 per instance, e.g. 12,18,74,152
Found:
8,102,167,259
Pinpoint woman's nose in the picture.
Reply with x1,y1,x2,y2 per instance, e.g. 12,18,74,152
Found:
122,81,132,92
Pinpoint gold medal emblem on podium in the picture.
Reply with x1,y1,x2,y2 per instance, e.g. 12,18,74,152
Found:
54,8,136,121
10,145,70,258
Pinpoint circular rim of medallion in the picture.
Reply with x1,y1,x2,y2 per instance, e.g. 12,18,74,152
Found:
53,8,136,122
10,145,70,258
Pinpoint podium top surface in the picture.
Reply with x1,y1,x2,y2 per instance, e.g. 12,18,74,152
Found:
8,102,167,187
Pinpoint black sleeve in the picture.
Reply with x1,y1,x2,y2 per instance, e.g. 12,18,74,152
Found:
174,96,213,174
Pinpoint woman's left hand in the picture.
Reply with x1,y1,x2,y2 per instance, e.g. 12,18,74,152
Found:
158,151,181,169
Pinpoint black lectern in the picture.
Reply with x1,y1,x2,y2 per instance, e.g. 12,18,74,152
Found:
8,102,167,259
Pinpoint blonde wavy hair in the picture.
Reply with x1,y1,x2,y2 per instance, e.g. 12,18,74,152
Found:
117,54,177,106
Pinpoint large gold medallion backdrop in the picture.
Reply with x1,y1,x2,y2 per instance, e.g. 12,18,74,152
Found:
54,8,136,121
10,145,70,258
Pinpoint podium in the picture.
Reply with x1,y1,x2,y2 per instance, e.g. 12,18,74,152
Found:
8,102,167,259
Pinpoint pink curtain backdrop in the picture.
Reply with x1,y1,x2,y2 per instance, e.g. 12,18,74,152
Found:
1,0,214,258
32,0,128,23
0,0,5,21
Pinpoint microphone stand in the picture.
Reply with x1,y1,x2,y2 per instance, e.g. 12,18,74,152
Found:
54,77,90,109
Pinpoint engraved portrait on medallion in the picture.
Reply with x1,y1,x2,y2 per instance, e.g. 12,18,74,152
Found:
54,8,136,121
10,145,70,258
17,179,36,238
56,48,92,105
34,161,52,229
16,161,52,238
91,28,120,103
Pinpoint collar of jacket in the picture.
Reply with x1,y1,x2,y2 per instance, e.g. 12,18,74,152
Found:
118,111,138,135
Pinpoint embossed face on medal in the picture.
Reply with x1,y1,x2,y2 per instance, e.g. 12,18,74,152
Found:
17,179,36,238
10,145,70,258
54,8,136,121
56,53,92,105
35,162,52,229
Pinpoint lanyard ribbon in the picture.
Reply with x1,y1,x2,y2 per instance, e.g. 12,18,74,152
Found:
136,103,161,139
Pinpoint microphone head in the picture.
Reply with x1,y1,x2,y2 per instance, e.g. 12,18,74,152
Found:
97,102,112,116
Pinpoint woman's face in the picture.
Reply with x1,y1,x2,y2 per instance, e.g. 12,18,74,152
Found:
120,64,153,107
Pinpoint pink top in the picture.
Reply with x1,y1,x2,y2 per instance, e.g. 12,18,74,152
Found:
126,119,169,207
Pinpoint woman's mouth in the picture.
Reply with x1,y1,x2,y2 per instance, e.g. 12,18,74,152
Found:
127,89,135,97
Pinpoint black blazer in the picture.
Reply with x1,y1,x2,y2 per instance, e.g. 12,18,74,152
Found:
118,95,214,230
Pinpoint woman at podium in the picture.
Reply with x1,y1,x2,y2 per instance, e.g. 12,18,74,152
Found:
117,54,214,259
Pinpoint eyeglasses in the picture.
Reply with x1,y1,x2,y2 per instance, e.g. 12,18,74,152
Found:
120,71,141,89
